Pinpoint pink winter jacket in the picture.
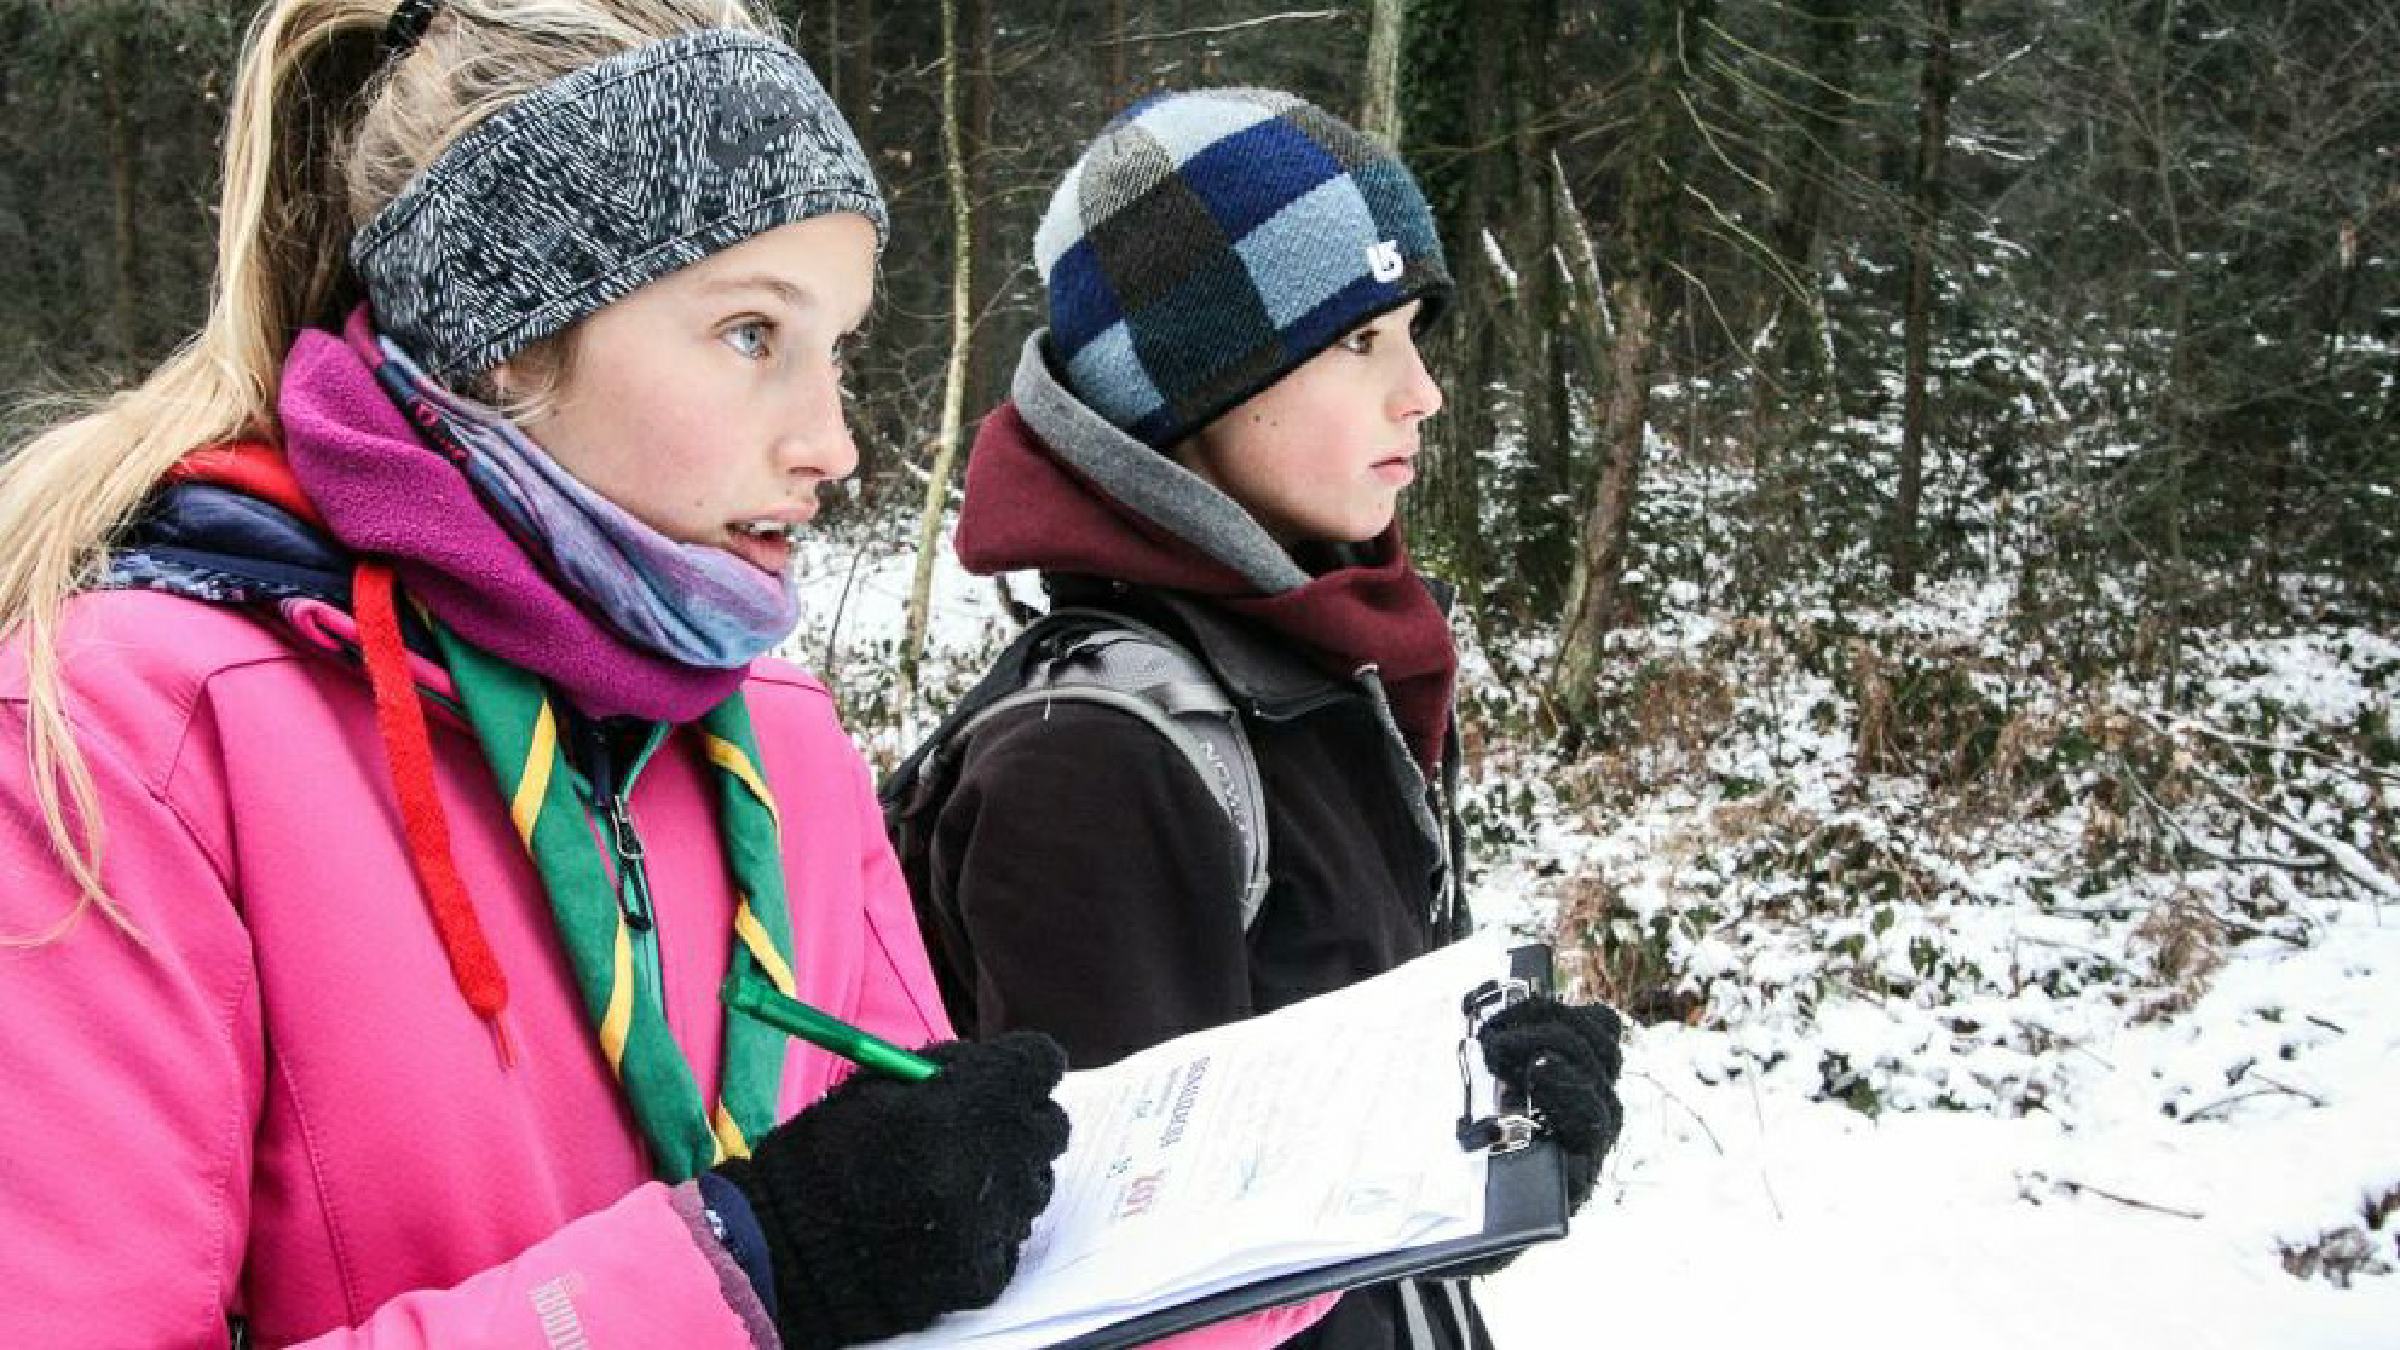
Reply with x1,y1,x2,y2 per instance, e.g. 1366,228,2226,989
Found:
0,589,1327,1348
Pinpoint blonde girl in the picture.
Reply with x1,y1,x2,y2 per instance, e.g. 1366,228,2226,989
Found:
0,5,1326,1348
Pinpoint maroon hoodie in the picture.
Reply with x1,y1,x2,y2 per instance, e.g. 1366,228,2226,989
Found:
955,365,1457,778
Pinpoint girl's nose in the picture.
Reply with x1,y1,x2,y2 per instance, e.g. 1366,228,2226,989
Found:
779,363,860,482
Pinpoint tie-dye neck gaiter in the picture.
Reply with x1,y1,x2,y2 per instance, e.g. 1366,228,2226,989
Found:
363,333,802,671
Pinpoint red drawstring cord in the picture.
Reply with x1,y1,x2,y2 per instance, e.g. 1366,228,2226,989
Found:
353,559,515,1068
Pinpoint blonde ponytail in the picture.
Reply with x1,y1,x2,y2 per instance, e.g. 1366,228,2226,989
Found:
0,0,768,945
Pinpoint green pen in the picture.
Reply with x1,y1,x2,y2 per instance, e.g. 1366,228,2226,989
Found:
724,973,940,1082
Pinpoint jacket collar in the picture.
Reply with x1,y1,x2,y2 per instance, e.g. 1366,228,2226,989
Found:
1007,333,1311,595
106,480,353,608
1046,575,1348,717
962,330,1460,775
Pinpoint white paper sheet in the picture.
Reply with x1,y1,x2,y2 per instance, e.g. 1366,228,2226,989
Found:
864,932,1517,1349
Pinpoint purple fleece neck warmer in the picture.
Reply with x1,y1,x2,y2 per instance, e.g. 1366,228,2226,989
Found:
280,325,747,722
364,329,800,672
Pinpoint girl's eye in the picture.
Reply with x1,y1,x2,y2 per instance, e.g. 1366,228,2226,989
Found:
723,320,773,359
1340,326,1381,355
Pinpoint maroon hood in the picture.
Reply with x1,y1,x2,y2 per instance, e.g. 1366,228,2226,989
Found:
956,341,1458,776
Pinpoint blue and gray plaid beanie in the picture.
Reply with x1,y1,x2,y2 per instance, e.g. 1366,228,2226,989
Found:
1034,88,1451,449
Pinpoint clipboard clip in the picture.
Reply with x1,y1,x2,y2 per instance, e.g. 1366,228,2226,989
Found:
1455,976,1539,1155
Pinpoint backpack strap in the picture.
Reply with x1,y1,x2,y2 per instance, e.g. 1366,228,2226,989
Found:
879,606,1120,815
882,608,1272,932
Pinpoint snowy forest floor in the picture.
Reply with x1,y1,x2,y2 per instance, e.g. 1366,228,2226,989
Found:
789,520,2399,1348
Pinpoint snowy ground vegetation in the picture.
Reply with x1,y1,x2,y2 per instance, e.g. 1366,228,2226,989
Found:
789,449,2397,1345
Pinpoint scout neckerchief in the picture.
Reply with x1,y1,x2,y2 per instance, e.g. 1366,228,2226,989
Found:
431,619,800,1183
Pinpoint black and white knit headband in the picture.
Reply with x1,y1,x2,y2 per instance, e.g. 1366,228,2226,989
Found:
351,29,885,382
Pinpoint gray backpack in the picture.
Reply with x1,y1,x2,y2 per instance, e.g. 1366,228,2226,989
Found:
881,608,1271,931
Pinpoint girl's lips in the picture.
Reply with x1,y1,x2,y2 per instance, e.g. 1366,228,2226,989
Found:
1371,458,1417,487
721,502,818,575
723,530,796,576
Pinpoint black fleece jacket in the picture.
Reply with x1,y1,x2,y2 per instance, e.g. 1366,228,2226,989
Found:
898,585,1484,1350
905,585,1460,1067
896,336,1491,1350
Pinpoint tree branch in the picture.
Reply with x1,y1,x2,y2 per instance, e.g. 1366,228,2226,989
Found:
2115,760,2332,874
1098,9,1343,45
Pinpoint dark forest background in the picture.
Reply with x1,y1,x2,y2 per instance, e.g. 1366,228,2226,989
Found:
2,0,2394,736
10,9,2400,1188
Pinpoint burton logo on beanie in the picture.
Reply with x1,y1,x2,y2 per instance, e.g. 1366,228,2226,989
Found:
1035,88,1452,449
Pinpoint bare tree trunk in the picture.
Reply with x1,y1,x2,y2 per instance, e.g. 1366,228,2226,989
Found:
1105,0,1129,110
1891,0,1958,597
842,0,876,151
1548,0,1708,730
1553,276,1658,724
1508,0,1571,613
965,0,1003,416
822,0,843,123
1553,152,1614,381
900,0,976,710
1745,0,1854,462
1429,6,1512,609
2149,0,2189,706
1360,0,1405,144
1395,0,1495,607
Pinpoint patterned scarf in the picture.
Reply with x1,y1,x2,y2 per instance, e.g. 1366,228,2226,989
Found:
363,327,800,671
284,321,742,722
433,620,800,1181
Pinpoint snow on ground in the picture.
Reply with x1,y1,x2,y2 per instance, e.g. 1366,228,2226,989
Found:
1484,907,2400,1349
794,529,2400,1348
2204,631,2400,728
1471,583,2400,1347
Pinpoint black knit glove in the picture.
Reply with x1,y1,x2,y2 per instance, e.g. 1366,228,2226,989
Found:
1477,995,1624,1217
713,1031,1071,1350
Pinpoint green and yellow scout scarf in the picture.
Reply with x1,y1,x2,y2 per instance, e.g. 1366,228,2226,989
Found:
434,622,800,1183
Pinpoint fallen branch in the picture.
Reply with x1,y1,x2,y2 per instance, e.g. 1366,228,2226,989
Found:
2184,760,2400,906
2012,932,2121,965
2183,1078,2322,1123
2163,712,2400,790
2116,761,2332,873
1746,1071,1786,1224
2045,1174,2205,1221
1630,1070,1726,1157
2245,1071,2328,1108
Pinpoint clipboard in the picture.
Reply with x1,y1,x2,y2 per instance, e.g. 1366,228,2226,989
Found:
1050,944,1570,1349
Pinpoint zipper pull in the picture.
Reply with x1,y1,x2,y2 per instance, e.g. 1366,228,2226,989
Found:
604,792,653,931
605,792,645,862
